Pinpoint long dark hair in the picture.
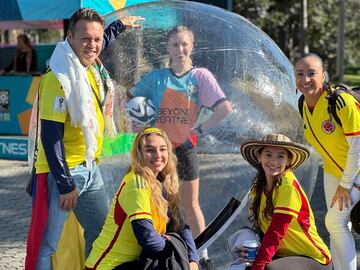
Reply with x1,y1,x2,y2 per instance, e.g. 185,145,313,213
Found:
249,147,292,228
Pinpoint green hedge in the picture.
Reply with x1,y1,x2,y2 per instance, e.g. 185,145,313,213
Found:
345,67,360,75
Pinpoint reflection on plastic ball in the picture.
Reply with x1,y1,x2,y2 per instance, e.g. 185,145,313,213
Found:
101,1,319,267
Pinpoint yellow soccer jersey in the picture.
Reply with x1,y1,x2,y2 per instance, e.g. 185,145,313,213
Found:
85,172,167,270
35,69,104,173
302,91,360,179
255,171,331,265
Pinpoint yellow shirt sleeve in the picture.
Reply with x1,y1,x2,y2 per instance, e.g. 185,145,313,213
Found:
120,174,153,222
39,72,68,123
273,182,301,219
337,92,360,136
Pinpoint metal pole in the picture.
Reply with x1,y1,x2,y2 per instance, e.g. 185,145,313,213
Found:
226,0,233,11
302,0,309,54
337,0,345,82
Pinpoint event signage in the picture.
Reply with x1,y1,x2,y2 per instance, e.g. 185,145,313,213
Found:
0,136,28,160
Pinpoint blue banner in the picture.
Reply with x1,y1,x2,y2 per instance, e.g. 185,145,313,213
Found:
0,0,158,21
0,136,28,160
0,75,39,135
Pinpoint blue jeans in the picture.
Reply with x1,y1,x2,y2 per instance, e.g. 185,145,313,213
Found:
36,162,109,270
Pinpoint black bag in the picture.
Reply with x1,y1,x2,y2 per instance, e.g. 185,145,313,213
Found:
26,166,36,196
350,199,360,234
113,233,190,270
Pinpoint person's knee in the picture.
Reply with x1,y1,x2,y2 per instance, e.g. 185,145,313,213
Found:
265,265,276,270
265,260,283,270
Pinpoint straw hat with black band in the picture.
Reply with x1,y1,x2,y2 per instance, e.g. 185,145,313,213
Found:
240,134,310,170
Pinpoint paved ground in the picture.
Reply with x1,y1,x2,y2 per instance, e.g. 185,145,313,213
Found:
0,160,31,270
1,158,360,269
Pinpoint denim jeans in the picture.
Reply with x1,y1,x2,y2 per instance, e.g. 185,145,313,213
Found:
36,162,109,270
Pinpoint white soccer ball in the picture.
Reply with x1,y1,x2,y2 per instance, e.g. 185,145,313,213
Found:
126,97,156,126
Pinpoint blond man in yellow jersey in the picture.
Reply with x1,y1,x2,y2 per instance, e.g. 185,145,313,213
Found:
295,53,360,270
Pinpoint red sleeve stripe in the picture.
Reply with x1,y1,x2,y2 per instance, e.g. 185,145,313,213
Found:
114,183,126,225
303,229,332,264
292,180,331,264
93,183,127,269
344,131,360,136
292,179,311,229
274,207,299,215
128,212,152,219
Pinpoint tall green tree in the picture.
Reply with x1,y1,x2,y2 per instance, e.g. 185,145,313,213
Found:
233,0,360,78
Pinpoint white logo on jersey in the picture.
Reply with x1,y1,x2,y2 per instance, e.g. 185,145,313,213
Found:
54,96,66,112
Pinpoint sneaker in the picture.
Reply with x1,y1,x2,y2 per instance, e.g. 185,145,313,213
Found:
199,258,216,270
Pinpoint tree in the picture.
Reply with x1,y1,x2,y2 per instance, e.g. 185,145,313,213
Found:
233,0,360,78
233,0,301,60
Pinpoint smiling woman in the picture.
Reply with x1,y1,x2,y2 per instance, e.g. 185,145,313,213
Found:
141,131,169,176
238,134,332,270
295,53,360,270
127,27,233,267
257,146,290,182
85,127,200,270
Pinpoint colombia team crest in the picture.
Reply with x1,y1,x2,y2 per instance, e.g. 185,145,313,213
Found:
322,120,335,134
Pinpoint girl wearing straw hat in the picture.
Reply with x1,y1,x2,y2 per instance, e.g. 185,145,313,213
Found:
238,134,332,270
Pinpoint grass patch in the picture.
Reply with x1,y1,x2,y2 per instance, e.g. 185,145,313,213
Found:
344,74,360,86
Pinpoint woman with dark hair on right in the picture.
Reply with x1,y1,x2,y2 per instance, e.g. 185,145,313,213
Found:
0,34,37,74
295,53,360,270
237,134,332,270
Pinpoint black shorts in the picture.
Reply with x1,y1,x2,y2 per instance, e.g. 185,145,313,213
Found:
175,140,199,182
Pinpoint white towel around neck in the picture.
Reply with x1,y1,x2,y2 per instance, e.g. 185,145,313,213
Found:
50,39,101,169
